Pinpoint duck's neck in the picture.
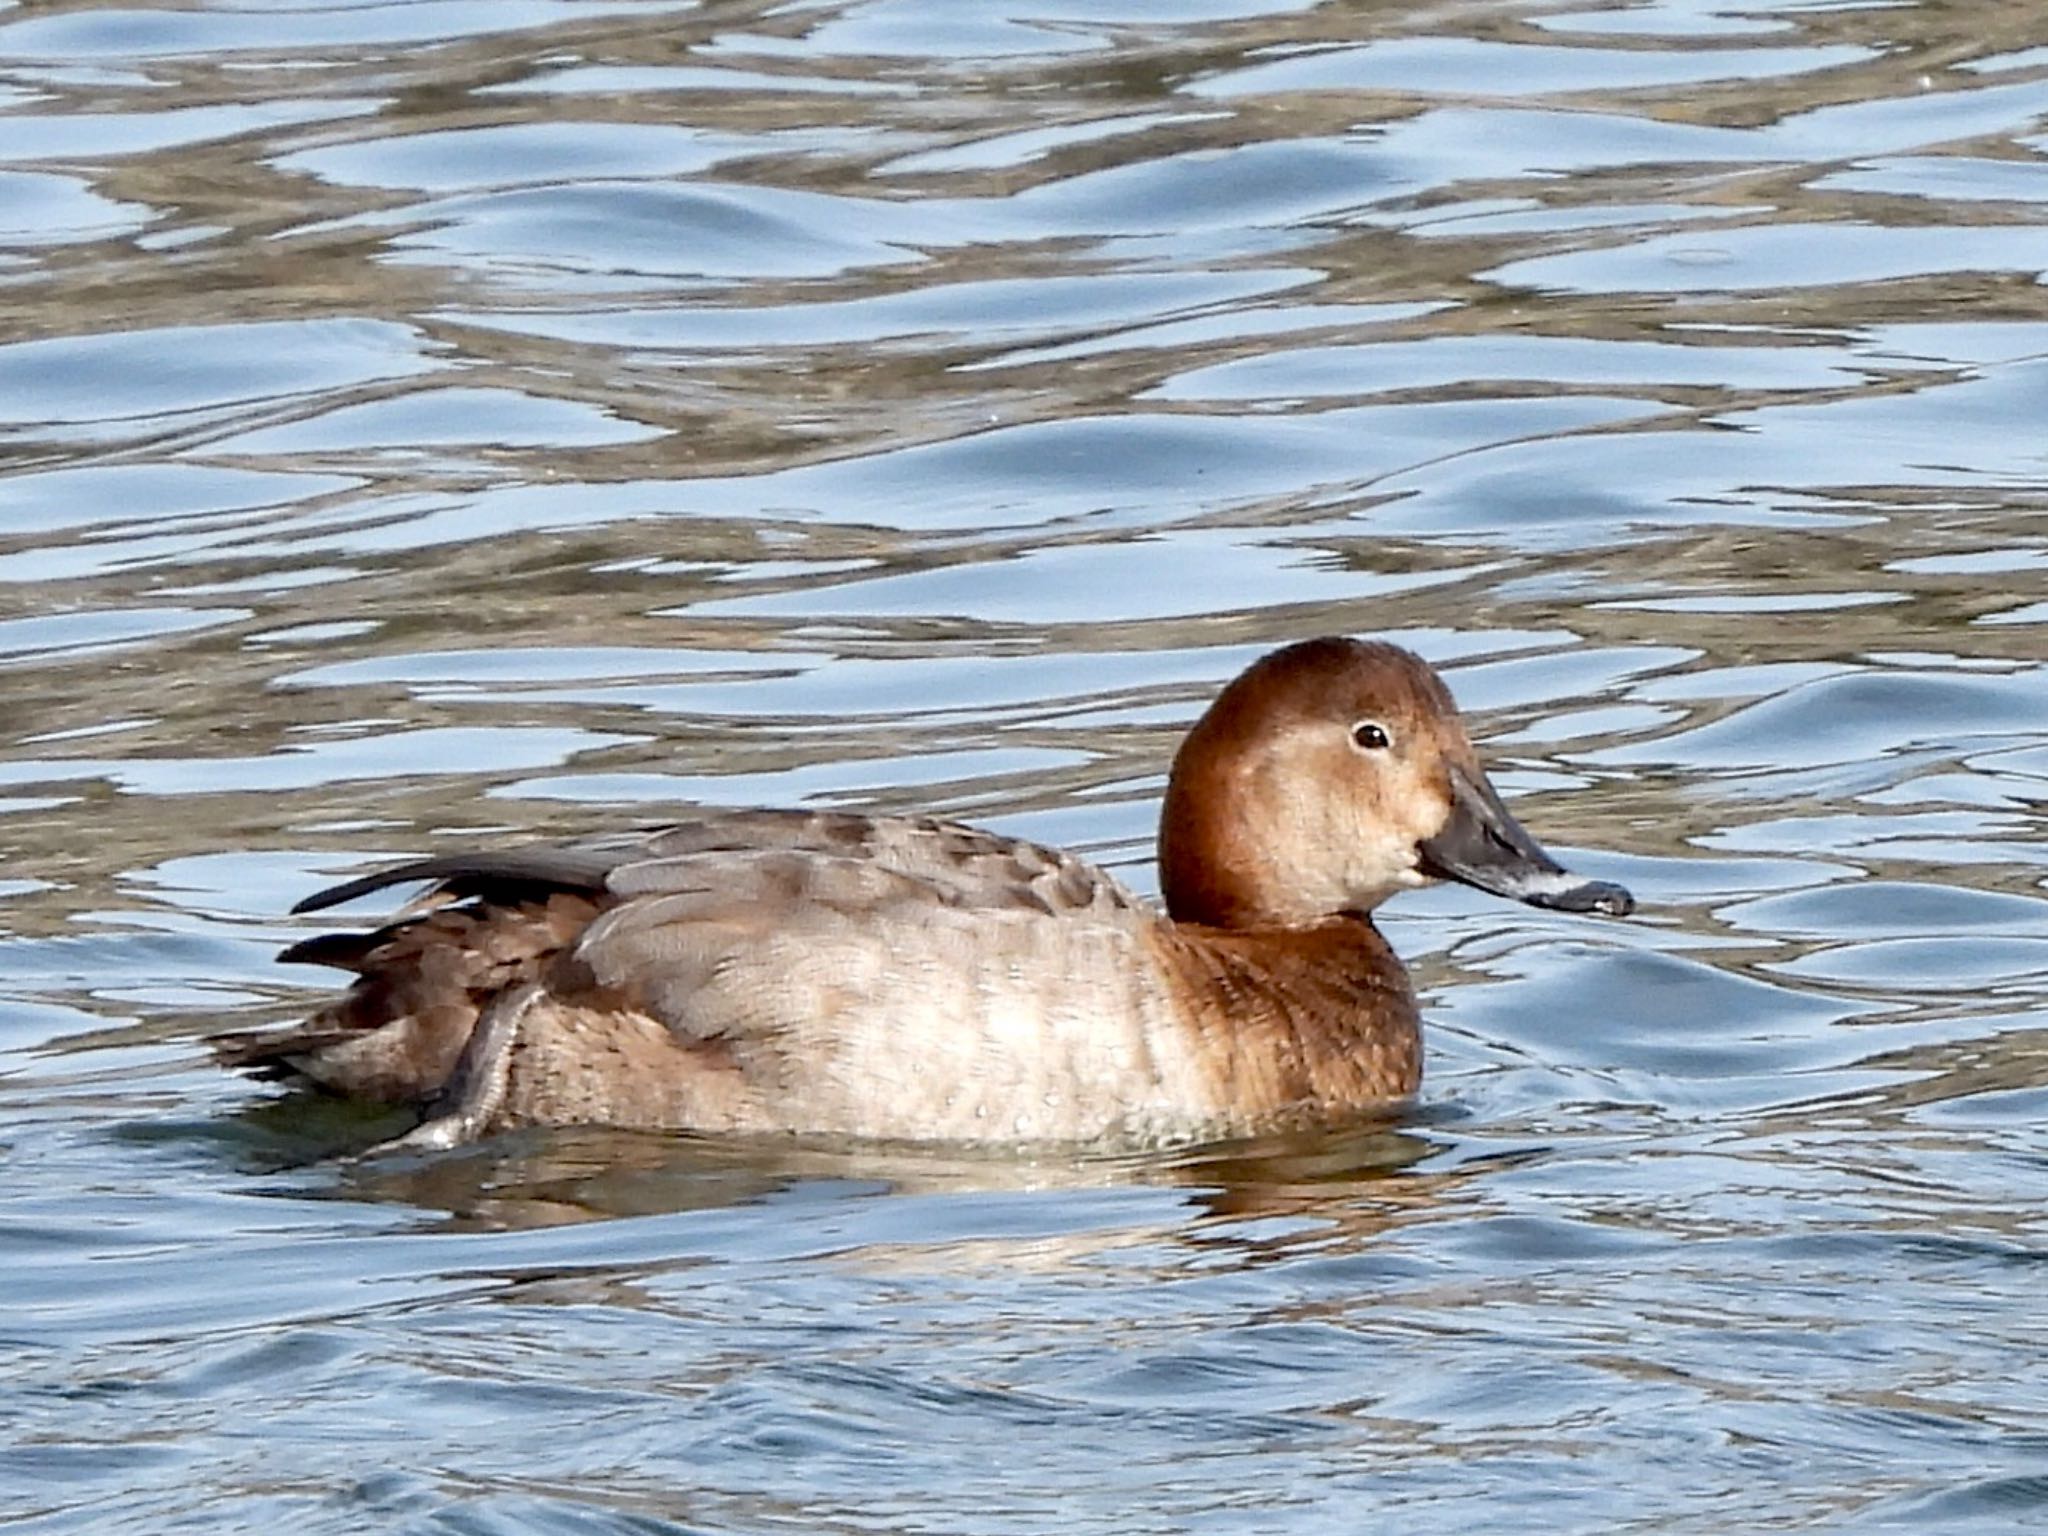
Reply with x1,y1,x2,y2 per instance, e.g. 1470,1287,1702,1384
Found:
1158,701,1344,929
1145,917,1423,1114
1159,691,1287,928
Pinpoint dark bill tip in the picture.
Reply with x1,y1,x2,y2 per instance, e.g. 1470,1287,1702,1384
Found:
1520,878,1635,918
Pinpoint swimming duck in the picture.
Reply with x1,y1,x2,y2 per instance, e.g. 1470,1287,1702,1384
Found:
220,638,1633,1150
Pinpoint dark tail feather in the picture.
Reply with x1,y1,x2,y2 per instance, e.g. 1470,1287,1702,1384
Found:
291,849,619,915
278,930,386,970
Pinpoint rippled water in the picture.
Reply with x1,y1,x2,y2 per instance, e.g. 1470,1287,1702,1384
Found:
5,0,2048,1530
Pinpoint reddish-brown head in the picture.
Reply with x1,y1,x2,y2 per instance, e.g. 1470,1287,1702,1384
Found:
1157,638,1632,930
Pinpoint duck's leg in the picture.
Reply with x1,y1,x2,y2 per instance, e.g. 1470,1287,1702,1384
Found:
363,982,541,1155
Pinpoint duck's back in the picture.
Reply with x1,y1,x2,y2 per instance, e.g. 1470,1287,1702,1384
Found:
545,814,1189,1140
232,810,1231,1143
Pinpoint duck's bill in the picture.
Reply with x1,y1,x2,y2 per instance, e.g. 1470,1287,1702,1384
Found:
1418,766,1634,918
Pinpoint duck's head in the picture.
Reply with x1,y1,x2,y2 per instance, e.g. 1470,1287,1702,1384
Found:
1158,637,1635,930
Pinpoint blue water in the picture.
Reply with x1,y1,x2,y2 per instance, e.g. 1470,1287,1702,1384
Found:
4,0,2048,1530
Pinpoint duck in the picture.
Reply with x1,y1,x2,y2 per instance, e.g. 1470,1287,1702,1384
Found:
218,637,1633,1152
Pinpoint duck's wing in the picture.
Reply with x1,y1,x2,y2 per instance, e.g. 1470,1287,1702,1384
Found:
287,808,1147,923
566,824,1151,1044
610,811,1147,915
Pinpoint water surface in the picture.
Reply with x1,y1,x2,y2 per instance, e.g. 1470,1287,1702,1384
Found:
4,0,2047,1531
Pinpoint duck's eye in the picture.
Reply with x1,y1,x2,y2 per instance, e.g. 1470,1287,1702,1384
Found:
1351,721,1392,752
